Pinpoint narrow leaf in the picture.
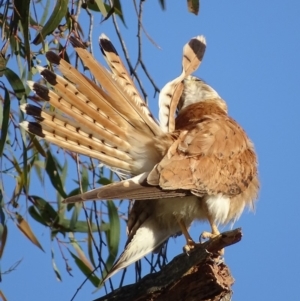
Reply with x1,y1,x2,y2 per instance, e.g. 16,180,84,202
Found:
0,224,7,259
69,251,100,287
87,210,96,268
59,219,110,233
4,68,26,100
51,248,62,281
97,177,112,186
81,166,89,193
87,0,108,14
0,39,10,76
0,190,5,225
33,0,69,45
95,0,107,17
45,150,67,198
187,0,200,15
104,201,120,273
28,206,48,227
69,233,93,271
0,86,10,157
69,203,82,231
29,195,58,222
15,213,44,252
15,0,31,69
31,134,47,157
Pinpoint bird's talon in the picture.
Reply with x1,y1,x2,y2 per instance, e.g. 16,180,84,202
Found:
183,239,197,255
183,244,191,255
200,230,216,242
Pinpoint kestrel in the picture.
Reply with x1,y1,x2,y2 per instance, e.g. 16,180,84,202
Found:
20,34,259,282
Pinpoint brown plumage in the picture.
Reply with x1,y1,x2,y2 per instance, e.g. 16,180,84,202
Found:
20,35,259,282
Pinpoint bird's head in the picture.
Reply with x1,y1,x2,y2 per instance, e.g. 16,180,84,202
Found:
178,76,228,113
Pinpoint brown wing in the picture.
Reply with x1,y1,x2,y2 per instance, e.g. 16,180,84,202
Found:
147,112,257,198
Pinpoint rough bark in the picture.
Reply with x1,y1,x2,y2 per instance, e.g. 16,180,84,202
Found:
94,228,242,301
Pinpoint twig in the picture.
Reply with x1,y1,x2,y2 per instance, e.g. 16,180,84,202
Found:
133,0,161,49
56,237,73,277
110,6,148,101
84,2,94,56
134,0,160,97
70,265,100,301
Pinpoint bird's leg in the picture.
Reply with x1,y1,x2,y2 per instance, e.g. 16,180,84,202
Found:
200,216,224,255
201,220,220,240
178,219,197,254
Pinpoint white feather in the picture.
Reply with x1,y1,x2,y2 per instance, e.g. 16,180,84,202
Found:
103,217,173,282
205,194,230,225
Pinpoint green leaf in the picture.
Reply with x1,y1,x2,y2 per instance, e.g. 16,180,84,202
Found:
96,1,126,26
97,177,112,186
65,187,80,211
10,174,24,205
0,39,10,76
0,190,5,225
94,0,108,17
87,0,107,14
69,203,82,231
28,206,49,227
11,0,30,31
187,0,200,15
33,159,45,184
102,201,120,279
4,68,26,100
29,193,110,233
40,0,52,25
69,250,100,287
30,196,58,222
112,0,126,26
32,0,69,45
0,86,10,157
107,201,120,257
87,210,96,268
81,166,89,192
59,218,110,233
51,248,62,281
45,150,67,198
0,224,7,259
30,134,47,157
15,0,31,69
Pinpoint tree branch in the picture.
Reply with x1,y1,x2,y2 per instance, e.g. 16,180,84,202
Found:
94,228,242,301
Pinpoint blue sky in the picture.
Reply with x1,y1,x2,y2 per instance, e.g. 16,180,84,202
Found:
2,1,300,300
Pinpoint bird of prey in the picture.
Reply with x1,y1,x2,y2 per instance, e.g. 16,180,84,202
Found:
20,34,259,282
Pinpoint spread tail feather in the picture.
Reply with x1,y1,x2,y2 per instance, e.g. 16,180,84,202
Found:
22,36,165,175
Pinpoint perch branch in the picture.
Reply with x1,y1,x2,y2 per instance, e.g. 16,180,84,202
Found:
94,228,242,301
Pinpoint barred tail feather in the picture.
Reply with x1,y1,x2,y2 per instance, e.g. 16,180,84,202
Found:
159,35,206,133
69,36,161,137
20,121,133,171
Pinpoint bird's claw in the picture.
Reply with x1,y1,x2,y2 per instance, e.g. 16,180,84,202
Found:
183,238,198,255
